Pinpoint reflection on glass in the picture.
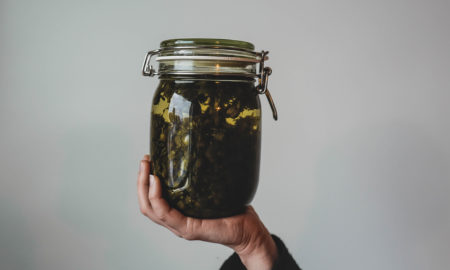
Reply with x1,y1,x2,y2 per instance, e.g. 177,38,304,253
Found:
167,93,192,189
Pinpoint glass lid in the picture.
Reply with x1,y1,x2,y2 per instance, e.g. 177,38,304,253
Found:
160,38,255,51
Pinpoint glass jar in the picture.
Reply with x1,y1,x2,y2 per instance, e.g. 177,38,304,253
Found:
142,38,277,218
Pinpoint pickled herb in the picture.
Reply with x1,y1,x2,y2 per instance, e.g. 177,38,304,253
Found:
150,77,261,218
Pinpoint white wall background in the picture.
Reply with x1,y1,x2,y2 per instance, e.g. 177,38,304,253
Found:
1,0,449,269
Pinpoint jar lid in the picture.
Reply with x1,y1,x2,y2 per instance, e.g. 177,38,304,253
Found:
160,38,255,51
157,38,262,65
143,38,268,77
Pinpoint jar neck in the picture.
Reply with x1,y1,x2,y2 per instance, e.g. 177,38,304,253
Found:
157,59,257,78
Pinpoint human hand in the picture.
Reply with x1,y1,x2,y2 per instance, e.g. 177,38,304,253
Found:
137,155,278,270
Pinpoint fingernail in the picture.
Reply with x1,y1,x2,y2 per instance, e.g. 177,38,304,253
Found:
150,175,155,186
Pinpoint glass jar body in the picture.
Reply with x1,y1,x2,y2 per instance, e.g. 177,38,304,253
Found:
150,76,261,218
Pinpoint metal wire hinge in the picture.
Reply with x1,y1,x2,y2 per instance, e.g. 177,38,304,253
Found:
142,49,160,76
256,51,278,121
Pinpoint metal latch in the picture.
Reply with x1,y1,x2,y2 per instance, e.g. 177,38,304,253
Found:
256,51,278,121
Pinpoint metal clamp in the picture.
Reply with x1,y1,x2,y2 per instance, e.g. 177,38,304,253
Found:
256,51,278,121
142,49,160,76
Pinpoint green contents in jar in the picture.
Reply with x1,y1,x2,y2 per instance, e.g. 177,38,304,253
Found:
150,76,261,218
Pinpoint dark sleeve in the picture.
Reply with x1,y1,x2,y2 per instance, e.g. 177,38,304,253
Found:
220,235,301,270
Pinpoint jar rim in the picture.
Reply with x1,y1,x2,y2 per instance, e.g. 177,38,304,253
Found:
160,38,255,51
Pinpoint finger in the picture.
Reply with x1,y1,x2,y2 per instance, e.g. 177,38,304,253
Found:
137,158,167,226
148,175,189,234
137,158,153,216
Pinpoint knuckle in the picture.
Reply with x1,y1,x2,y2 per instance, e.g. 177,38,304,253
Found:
156,211,167,222
139,207,148,216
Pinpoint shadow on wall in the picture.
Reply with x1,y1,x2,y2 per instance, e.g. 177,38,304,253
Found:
302,122,450,270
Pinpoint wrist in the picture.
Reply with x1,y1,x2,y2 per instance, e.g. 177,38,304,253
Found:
234,233,278,270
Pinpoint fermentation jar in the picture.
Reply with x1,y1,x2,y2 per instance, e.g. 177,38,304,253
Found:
142,38,277,218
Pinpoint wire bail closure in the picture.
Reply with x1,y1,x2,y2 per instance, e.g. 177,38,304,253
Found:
142,49,160,77
256,51,278,121
142,48,278,120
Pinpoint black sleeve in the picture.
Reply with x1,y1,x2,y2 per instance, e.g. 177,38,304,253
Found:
220,235,301,270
